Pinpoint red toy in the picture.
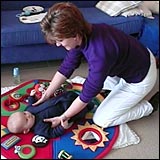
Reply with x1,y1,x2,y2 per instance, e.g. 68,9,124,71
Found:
34,83,46,99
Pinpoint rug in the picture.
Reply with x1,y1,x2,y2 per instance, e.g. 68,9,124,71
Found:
1,79,119,159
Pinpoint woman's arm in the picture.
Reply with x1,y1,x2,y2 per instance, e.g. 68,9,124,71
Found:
61,96,88,120
44,97,88,128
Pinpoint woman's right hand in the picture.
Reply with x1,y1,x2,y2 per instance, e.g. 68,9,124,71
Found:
32,93,49,106
61,119,73,129
32,71,67,106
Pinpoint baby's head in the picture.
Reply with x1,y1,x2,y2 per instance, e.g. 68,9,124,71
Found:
7,111,35,134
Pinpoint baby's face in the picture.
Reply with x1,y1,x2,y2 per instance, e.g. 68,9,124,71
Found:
21,111,35,131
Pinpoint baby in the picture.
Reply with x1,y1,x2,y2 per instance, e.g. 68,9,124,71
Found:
7,90,94,138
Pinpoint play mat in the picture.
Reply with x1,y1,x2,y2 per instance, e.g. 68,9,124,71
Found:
1,79,119,159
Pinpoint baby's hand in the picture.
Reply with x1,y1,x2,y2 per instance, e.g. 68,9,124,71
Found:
61,119,73,129
30,89,36,96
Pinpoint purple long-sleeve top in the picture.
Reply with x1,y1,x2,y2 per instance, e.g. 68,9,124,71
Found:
58,23,150,103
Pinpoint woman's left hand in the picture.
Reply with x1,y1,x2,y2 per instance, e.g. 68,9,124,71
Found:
61,119,73,129
43,116,61,128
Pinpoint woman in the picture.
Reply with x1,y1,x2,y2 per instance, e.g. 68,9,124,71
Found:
33,2,158,128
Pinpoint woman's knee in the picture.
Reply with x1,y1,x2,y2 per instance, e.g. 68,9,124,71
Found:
93,113,111,128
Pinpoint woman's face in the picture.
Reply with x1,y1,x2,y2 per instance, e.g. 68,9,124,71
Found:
55,35,82,50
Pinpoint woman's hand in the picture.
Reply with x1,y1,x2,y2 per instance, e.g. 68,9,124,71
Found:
61,119,73,129
32,93,49,106
43,116,61,128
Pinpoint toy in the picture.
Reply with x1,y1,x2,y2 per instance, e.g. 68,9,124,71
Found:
32,135,49,147
71,121,109,152
34,83,47,99
58,150,73,159
1,135,21,150
2,98,20,112
14,144,36,159
54,87,65,97
1,125,10,138
9,92,23,101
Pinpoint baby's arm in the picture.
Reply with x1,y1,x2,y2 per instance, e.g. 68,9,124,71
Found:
61,119,73,129
48,122,73,138
30,89,36,96
28,90,37,105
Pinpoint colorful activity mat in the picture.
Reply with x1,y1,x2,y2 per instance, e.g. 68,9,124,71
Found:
1,79,119,159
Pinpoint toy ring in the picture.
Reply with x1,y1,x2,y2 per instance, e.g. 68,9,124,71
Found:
2,99,20,112
18,144,36,159
9,92,23,101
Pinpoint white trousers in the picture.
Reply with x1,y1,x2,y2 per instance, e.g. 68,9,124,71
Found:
93,51,157,128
